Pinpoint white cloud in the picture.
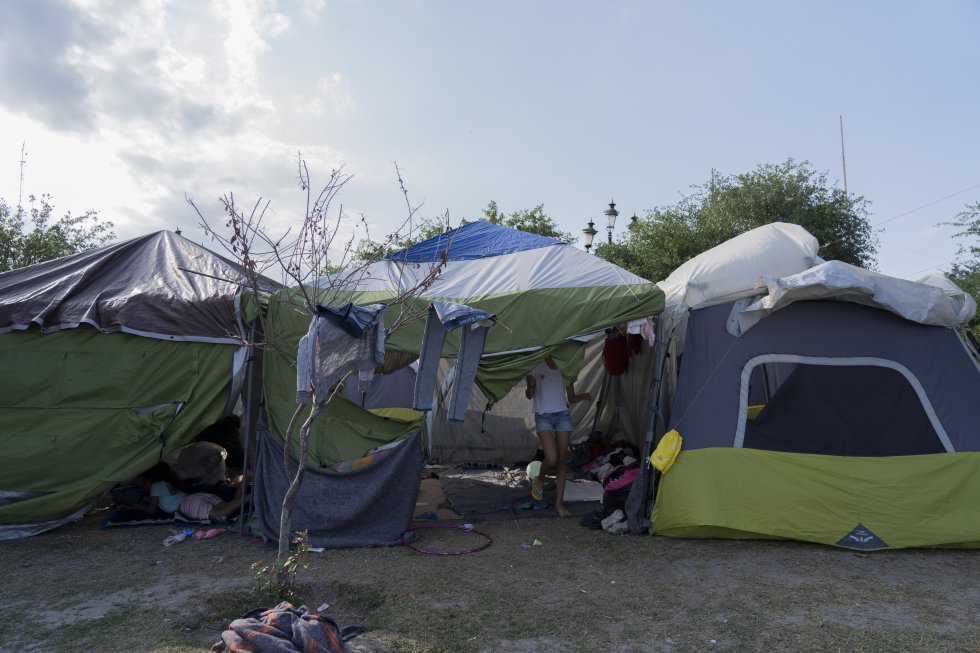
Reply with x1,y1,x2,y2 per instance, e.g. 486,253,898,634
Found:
0,0,367,252
301,0,326,22
221,0,284,112
306,74,356,117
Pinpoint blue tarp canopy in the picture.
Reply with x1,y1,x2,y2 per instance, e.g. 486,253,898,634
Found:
385,221,560,262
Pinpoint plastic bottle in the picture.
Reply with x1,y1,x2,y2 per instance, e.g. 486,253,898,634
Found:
163,530,187,547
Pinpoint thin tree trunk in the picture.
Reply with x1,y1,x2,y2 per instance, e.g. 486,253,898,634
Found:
277,400,325,562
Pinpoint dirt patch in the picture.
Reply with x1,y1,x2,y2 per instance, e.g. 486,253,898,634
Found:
1,511,979,652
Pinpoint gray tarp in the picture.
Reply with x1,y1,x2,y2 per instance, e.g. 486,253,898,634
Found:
253,427,423,548
0,230,281,343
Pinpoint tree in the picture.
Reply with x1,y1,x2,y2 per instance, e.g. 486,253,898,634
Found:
483,201,576,244
0,195,114,272
190,156,446,583
943,201,980,331
596,160,878,282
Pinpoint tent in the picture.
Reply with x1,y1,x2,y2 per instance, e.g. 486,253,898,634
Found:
0,231,281,538
645,223,980,549
255,221,664,546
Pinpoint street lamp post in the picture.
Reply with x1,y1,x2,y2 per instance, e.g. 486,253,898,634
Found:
603,200,619,244
582,219,598,253
584,201,639,253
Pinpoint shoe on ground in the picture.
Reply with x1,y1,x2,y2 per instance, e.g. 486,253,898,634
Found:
600,509,625,531
605,519,629,535
530,479,544,501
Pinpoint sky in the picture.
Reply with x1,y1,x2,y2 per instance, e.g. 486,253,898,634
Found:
1,0,978,281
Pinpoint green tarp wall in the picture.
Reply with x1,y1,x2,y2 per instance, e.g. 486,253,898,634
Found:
0,328,236,526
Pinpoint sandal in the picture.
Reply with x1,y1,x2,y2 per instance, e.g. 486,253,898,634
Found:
530,479,544,501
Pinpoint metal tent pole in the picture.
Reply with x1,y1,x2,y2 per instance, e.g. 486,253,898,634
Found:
625,314,666,534
237,320,259,535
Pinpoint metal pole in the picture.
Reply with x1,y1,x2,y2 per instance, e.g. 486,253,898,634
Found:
840,114,848,196
237,320,258,535
625,314,666,534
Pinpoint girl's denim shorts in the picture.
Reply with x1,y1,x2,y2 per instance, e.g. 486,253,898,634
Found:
534,410,573,433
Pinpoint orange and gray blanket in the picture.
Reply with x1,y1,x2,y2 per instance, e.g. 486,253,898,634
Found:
210,602,360,652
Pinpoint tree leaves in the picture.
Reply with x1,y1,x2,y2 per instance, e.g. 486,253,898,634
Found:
596,159,878,282
0,194,114,272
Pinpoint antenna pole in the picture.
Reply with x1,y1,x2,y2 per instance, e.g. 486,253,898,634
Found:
17,141,27,219
839,115,848,196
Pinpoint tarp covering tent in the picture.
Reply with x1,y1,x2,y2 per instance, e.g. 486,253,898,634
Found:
0,230,281,538
646,223,980,549
257,221,664,546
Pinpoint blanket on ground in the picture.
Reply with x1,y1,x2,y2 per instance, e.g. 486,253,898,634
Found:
438,467,602,517
210,602,360,653
100,508,216,529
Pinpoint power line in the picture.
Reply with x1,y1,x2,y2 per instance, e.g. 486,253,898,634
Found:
820,179,980,252
878,239,957,262
873,181,980,229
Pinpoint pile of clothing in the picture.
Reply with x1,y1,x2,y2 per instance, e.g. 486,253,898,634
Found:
576,440,641,533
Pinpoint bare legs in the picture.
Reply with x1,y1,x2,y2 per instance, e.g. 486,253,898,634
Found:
535,428,572,517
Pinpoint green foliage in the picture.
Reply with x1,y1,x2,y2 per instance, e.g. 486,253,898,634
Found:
943,201,980,332
595,160,877,282
346,217,450,266
250,531,310,606
483,200,576,244
0,194,114,272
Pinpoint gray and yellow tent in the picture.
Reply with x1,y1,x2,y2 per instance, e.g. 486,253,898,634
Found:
255,221,665,547
0,231,281,538
645,223,980,549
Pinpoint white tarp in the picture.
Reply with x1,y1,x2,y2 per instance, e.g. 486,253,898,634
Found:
656,222,821,321
728,260,978,335
325,242,651,297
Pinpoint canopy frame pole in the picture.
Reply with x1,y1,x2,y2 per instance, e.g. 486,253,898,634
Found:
626,314,666,534
237,319,261,535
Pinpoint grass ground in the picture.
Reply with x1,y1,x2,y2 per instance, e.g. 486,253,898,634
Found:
1,511,978,653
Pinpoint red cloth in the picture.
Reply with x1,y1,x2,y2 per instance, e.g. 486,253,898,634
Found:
602,334,628,375
627,333,643,357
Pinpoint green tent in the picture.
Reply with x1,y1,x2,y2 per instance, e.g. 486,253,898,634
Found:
261,221,664,464
0,231,281,538
248,222,662,547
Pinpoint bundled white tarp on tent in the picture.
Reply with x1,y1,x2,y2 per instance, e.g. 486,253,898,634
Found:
730,260,979,335
656,222,821,321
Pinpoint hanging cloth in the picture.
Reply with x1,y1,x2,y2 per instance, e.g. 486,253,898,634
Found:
602,329,629,375
296,303,387,404
414,301,496,422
